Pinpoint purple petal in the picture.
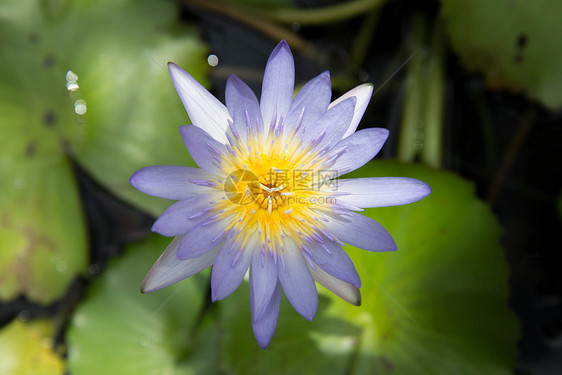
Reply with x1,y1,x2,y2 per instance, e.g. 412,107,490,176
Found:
302,97,356,151
277,241,318,321
329,83,373,138
329,127,389,175
211,241,253,301
168,62,230,143
306,239,361,288
260,40,295,127
141,235,220,293
251,281,281,349
321,210,397,252
309,266,361,306
177,218,230,260
151,194,221,236
129,166,216,200
179,125,226,175
336,177,432,208
284,71,331,134
225,74,263,141
249,248,279,320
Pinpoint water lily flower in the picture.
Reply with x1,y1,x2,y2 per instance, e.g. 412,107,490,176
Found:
130,40,431,348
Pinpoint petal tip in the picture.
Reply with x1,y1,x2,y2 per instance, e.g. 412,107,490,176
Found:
303,311,316,322
140,274,157,294
256,336,272,350
226,74,241,85
167,61,181,77
150,221,160,233
129,170,140,188
277,39,289,49
421,181,432,197
211,292,219,302
270,39,293,60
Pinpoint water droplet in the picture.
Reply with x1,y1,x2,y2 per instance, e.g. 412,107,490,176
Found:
88,264,100,275
74,314,86,327
207,54,219,67
66,70,78,82
43,55,55,68
66,82,79,91
56,260,67,273
74,99,87,115
139,337,150,347
43,111,57,127
18,310,31,322
358,70,370,82
13,177,26,189
25,142,36,157
41,337,53,349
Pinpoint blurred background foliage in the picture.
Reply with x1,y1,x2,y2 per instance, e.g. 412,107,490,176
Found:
0,0,560,374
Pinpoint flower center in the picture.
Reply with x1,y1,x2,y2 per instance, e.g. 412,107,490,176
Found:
224,164,310,213
206,119,346,254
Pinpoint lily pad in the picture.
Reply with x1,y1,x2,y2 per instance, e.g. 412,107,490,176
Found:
0,158,87,304
66,234,216,375
0,0,207,303
218,161,518,374
440,0,562,109
219,286,360,374
0,319,64,375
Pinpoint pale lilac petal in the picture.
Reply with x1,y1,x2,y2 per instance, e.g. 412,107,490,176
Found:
309,266,361,306
151,194,222,236
336,177,432,208
129,166,217,200
329,127,389,175
277,240,318,321
225,74,263,141
329,83,373,138
176,217,230,259
211,241,253,301
321,210,397,252
141,235,220,293
302,97,356,151
168,62,230,143
249,249,279,320
284,71,331,133
251,281,281,349
306,239,361,288
179,125,226,175
260,40,294,127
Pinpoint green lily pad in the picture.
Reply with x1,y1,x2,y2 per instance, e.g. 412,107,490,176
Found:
219,286,360,374
440,0,562,109
66,234,217,375
0,0,207,303
0,319,64,375
218,161,518,374
0,158,87,304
